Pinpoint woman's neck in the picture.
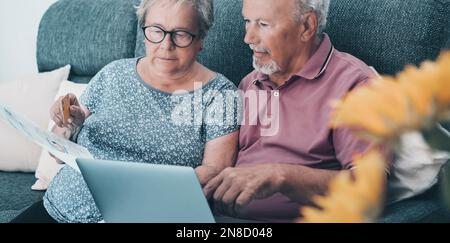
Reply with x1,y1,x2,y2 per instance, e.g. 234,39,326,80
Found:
139,58,203,93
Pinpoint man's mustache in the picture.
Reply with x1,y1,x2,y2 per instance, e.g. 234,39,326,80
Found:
249,44,270,54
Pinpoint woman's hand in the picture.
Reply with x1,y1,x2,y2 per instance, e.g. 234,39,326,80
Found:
49,93,89,164
50,93,86,131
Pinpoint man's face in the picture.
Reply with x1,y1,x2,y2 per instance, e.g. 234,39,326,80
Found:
243,0,302,75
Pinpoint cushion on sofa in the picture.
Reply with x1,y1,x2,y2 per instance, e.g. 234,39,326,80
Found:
37,0,141,83
0,65,70,172
134,0,253,85
325,0,450,75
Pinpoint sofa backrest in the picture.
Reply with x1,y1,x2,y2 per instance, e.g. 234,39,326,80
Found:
37,0,140,83
326,0,450,75
447,38,450,49
37,0,450,84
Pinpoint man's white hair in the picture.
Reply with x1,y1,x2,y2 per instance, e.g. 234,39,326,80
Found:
294,0,330,35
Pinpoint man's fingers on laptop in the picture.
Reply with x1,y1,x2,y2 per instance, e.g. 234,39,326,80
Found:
234,191,253,213
203,172,224,199
222,185,242,216
213,177,231,202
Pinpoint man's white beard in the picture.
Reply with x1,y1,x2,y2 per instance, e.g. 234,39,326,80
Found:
253,56,281,75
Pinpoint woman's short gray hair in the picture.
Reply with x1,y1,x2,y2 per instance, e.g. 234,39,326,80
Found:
294,0,330,35
136,0,214,39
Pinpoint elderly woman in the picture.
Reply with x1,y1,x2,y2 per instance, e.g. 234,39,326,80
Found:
11,0,239,223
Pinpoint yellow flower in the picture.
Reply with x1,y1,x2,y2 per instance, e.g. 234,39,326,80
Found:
300,150,386,223
310,51,450,223
331,51,450,143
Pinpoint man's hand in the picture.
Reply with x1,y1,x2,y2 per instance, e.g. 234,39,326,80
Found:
203,164,285,217
195,165,221,187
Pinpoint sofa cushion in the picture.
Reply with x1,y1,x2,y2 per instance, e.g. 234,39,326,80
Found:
37,0,141,83
379,185,450,223
0,210,25,223
134,0,253,85
0,172,44,212
325,0,450,75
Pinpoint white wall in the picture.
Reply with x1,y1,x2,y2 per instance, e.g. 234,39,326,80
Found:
0,0,58,82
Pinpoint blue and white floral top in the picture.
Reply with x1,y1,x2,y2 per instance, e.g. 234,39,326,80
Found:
43,58,239,223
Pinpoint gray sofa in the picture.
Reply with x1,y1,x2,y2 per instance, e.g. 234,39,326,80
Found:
1,0,450,223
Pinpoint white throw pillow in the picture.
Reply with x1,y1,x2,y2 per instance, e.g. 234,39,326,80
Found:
387,132,450,204
32,80,88,191
367,67,449,204
0,65,71,172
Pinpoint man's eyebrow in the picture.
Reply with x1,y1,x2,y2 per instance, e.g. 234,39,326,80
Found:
242,17,264,22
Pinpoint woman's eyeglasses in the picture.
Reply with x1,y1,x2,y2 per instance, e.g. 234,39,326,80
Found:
142,25,197,48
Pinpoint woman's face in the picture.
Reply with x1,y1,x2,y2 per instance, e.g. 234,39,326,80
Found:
144,3,203,76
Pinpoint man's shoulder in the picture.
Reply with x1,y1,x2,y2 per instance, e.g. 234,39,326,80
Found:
331,49,376,81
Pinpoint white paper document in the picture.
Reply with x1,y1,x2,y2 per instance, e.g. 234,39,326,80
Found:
0,102,92,173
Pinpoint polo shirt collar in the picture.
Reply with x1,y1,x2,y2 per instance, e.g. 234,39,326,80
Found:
253,33,334,85
296,33,334,80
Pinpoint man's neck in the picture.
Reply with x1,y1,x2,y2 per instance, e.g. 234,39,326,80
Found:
269,37,322,87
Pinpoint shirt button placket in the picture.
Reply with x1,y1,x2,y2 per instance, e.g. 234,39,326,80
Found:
274,91,280,97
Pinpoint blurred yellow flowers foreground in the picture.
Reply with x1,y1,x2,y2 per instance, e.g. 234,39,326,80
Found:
300,51,450,223
300,150,386,223
331,51,450,145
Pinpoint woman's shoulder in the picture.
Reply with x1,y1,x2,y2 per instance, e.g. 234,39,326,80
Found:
205,73,237,92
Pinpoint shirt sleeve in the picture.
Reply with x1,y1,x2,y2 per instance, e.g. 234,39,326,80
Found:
203,80,241,142
80,68,106,114
333,127,371,169
333,77,372,169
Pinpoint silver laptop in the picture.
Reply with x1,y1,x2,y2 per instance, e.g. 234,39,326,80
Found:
76,158,215,223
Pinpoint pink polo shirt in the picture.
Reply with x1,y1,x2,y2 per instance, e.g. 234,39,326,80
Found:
236,34,376,222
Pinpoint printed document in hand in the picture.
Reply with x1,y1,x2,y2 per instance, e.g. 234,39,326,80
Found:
0,102,92,173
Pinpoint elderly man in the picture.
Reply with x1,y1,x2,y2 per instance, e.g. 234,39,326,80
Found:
204,0,376,222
